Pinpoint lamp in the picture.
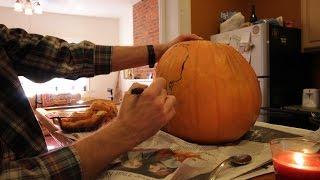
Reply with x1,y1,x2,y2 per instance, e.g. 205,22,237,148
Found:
33,2,42,14
14,0,23,12
24,0,32,15
13,0,43,15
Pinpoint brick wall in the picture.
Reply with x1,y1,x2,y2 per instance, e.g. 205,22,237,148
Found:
133,0,159,45
131,0,159,79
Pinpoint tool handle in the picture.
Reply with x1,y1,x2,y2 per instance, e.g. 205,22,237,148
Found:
130,87,145,95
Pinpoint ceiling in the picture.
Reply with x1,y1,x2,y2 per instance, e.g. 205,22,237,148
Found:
0,0,141,18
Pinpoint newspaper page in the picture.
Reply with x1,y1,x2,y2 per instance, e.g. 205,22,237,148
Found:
59,122,317,180
96,125,303,180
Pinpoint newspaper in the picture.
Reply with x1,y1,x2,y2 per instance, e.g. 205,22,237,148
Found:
304,128,320,142
60,122,317,180
96,124,306,180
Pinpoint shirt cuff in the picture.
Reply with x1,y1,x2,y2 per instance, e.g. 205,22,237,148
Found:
94,45,112,75
39,147,82,179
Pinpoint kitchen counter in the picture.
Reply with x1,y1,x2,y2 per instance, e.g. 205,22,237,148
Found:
263,106,320,131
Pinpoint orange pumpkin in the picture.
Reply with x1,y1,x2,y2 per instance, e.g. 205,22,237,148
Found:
156,40,261,144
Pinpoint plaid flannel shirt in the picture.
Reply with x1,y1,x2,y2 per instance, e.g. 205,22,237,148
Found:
0,24,112,179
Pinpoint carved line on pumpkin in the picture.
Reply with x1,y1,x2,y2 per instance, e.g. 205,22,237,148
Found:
168,44,190,94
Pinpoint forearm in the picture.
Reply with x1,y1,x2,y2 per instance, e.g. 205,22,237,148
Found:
0,147,81,179
111,34,203,71
2,24,201,81
0,24,111,82
72,119,140,180
111,44,167,71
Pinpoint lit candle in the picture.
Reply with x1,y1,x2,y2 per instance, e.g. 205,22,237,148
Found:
272,152,320,180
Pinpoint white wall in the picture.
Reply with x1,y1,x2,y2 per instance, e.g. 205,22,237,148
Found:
118,4,145,97
159,0,191,43
119,5,134,46
0,7,119,44
0,6,121,99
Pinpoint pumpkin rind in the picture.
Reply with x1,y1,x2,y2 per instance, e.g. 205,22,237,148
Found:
156,41,261,144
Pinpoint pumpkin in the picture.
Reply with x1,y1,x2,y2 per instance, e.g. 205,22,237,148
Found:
156,40,261,144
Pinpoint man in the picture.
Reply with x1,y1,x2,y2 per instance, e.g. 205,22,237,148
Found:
0,24,202,179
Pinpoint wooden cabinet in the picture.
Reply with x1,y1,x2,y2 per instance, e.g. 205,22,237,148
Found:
301,0,320,51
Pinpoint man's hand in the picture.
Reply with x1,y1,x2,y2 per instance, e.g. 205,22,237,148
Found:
156,34,203,61
72,78,176,180
111,34,202,71
165,34,203,50
117,77,176,145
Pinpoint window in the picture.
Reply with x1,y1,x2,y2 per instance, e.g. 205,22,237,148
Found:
19,76,88,97
18,37,90,98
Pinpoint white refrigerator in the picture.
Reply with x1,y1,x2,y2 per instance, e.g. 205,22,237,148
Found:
211,23,269,121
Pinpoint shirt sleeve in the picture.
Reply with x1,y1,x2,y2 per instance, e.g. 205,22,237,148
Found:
0,147,82,180
0,24,111,83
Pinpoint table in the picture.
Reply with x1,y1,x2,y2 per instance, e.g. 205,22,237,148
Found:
35,106,314,180
283,105,320,127
35,104,90,146
253,174,275,180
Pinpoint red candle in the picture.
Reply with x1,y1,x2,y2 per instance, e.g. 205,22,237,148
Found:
273,152,320,180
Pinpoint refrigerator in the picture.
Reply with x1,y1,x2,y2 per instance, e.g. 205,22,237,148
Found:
211,23,306,123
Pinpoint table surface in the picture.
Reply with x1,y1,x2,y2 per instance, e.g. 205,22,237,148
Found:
35,105,90,146
253,173,275,180
284,105,320,113
36,105,313,180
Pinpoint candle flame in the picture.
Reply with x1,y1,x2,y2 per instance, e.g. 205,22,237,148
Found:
293,152,305,166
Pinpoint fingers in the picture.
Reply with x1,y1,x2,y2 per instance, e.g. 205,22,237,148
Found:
157,95,176,126
123,83,148,104
181,34,203,41
167,34,203,49
163,95,176,114
128,83,148,92
158,89,167,104
191,34,203,40
166,108,176,121
126,78,175,124
125,83,148,97
143,77,167,97
177,34,203,43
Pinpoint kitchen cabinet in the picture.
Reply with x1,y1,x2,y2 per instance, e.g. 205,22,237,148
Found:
301,0,320,51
